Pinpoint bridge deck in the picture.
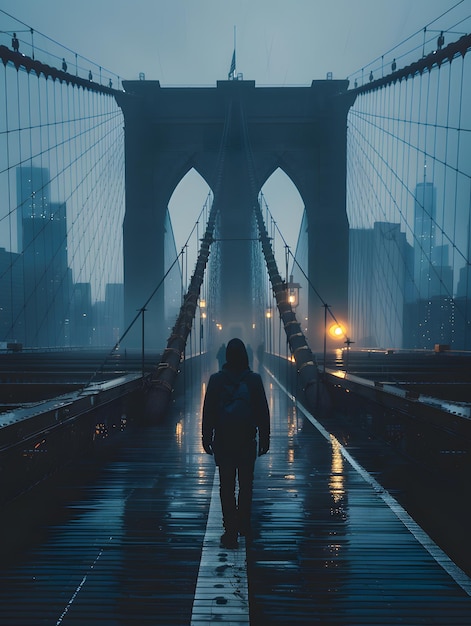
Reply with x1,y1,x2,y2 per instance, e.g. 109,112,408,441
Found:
1,365,470,625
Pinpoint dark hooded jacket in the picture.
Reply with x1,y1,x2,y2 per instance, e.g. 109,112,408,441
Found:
202,338,270,463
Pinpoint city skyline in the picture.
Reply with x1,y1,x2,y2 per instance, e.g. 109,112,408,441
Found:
1,3,470,350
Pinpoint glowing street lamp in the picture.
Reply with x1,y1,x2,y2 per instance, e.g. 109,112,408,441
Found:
322,303,330,374
323,306,347,374
286,274,301,309
329,323,346,339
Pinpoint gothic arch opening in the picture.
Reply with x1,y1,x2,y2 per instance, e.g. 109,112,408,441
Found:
166,168,213,344
261,167,304,272
168,167,212,281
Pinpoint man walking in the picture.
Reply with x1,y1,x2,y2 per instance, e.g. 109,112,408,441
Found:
202,338,270,548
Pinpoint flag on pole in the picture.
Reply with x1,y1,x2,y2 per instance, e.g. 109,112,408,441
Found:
229,50,236,79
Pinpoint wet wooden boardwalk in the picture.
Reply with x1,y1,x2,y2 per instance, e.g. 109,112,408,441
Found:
1,366,471,625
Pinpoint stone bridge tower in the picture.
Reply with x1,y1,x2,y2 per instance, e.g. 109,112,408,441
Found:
115,80,356,350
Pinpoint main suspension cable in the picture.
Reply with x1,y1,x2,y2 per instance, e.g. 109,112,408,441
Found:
144,101,234,419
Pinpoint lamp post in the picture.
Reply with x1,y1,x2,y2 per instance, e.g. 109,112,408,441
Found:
266,308,272,354
139,306,147,379
322,303,330,374
199,299,206,354
344,337,354,374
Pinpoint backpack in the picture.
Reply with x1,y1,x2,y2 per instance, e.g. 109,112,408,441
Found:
218,371,254,444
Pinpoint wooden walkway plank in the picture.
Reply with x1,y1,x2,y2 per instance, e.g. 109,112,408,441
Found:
0,367,471,624
247,371,471,624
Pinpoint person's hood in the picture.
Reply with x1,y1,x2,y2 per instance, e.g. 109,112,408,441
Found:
225,338,249,372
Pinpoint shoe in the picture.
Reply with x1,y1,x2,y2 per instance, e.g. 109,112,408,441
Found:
220,531,238,549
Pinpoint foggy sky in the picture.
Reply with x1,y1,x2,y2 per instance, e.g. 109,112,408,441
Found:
2,0,457,85
1,0,461,267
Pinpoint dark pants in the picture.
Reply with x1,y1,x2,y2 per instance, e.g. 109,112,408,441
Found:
217,442,256,535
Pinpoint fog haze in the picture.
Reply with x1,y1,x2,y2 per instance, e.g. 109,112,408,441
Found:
1,0,461,269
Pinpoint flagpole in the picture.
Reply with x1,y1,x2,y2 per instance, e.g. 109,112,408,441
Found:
228,26,237,80
234,25,236,77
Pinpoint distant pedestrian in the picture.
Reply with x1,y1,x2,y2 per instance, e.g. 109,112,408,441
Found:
62,58,68,72
202,338,270,549
216,343,226,370
256,342,265,371
437,31,444,51
246,344,253,368
391,58,397,72
88,70,93,81
12,33,19,53
369,70,374,82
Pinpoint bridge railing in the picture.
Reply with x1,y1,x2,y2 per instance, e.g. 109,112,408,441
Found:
0,9,121,89
348,4,471,89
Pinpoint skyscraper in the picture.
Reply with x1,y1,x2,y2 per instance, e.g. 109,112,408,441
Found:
0,247,24,343
414,181,436,297
411,181,455,348
16,167,70,347
16,166,50,253
349,222,408,348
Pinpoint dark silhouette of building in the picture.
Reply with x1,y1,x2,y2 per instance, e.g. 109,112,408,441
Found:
71,282,92,346
405,296,455,350
414,181,436,296
99,283,124,346
16,167,71,348
0,247,24,343
402,182,455,349
349,222,408,348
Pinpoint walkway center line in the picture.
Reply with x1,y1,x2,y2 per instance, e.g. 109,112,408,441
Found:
191,468,249,625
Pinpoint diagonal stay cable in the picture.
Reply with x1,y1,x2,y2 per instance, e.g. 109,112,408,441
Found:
144,101,234,419
259,192,350,340
81,250,184,390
